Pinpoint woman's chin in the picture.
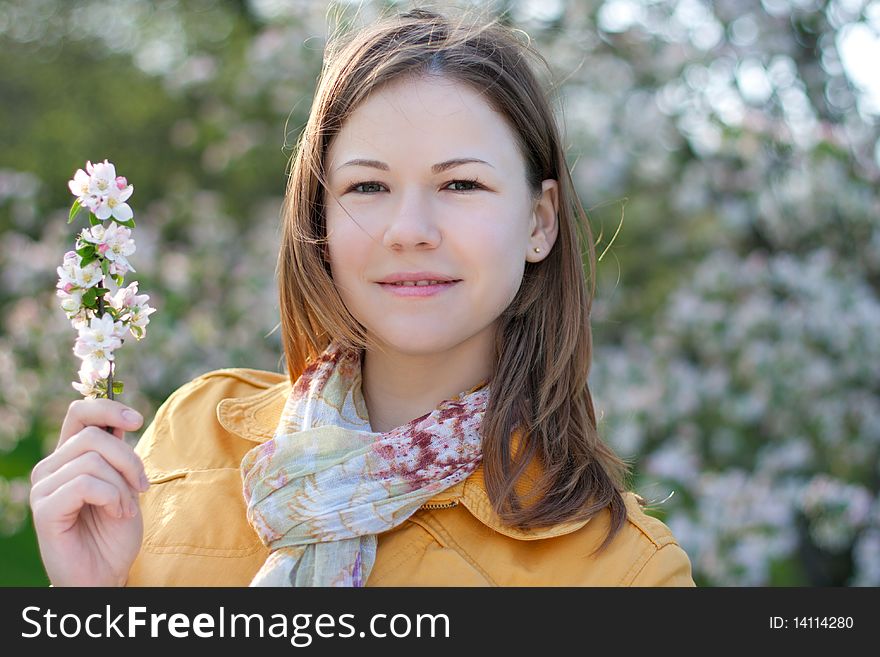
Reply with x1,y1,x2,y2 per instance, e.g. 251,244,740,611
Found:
369,330,460,356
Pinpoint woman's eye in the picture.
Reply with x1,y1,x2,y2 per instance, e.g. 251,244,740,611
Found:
351,181,386,194
446,179,482,192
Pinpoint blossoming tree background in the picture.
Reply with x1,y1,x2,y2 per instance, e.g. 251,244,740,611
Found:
0,0,877,585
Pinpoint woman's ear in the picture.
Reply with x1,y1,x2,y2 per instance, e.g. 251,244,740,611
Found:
527,179,559,262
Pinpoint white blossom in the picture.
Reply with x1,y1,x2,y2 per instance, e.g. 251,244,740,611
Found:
56,249,102,291
87,160,134,222
81,222,136,273
109,282,155,339
100,222,136,271
73,314,124,374
67,159,135,222
67,163,100,212
57,288,83,314
71,359,110,398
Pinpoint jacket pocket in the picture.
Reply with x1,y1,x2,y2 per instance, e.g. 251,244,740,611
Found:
146,469,188,485
141,468,266,557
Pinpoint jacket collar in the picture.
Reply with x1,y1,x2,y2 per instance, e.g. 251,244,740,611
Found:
217,379,593,541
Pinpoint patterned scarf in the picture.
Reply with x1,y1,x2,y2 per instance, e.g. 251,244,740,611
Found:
240,340,490,586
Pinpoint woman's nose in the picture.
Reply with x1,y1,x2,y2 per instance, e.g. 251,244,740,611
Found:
381,191,442,250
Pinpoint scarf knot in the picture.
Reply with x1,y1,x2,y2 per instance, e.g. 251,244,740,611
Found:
240,341,489,586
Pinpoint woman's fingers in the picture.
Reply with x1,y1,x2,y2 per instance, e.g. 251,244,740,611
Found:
30,450,140,520
32,425,148,495
32,473,132,524
29,398,149,587
58,398,143,446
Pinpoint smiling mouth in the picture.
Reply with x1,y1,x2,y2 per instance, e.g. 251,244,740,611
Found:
380,280,459,287
377,280,461,296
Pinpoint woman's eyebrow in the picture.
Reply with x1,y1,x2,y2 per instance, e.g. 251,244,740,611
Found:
333,157,494,173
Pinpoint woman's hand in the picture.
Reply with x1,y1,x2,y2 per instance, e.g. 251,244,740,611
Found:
30,399,149,586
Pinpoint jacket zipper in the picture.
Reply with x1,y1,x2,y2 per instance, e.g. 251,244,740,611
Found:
419,501,459,510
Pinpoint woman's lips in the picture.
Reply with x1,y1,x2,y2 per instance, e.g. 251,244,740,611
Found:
377,281,460,298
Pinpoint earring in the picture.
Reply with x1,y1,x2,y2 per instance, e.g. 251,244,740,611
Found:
533,247,541,253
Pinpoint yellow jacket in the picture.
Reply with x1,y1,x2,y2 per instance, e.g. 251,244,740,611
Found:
127,368,695,586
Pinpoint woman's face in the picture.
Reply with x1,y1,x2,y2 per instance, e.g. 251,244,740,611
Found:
324,74,556,356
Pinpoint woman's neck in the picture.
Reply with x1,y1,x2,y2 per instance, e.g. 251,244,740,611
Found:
360,335,493,433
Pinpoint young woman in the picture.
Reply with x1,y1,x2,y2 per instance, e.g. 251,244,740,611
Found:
30,8,695,587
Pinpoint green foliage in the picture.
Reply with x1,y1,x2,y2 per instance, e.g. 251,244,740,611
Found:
67,199,81,225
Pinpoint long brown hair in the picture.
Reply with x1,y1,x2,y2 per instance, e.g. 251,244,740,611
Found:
277,5,632,551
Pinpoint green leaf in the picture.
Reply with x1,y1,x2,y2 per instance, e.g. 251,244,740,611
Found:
112,381,124,394
82,287,98,306
101,259,109,275
113,274,124,286
68,199,83,225
94,287,110,295
88,214,101,227
80,254,97,268
76,244,95,257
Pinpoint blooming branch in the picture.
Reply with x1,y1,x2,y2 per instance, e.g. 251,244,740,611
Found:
59,160,155,399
